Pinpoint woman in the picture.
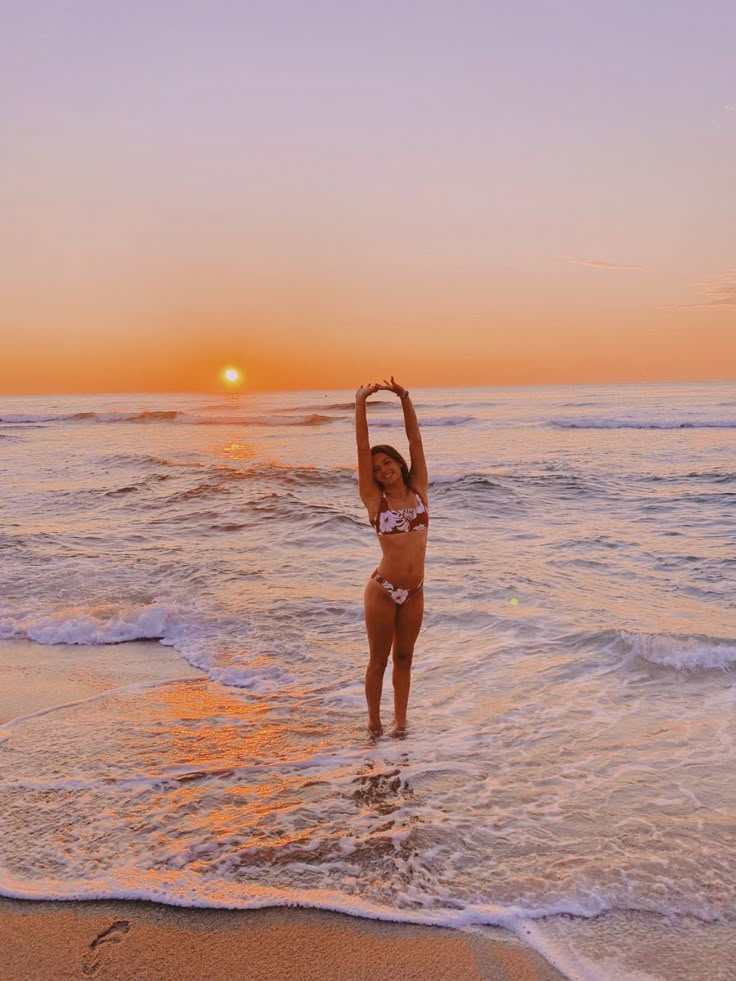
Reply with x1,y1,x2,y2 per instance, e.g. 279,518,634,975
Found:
355,377,429,736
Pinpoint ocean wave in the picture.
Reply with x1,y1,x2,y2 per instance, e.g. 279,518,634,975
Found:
0,410,183,425
208,662,295,690
430,473,505,492
197,413,336,427
0,410,336,428
686,470,736,484
0,605,173,646
585,629,736,671
0,871,716,937
89,453,207,469
267,399,396,413
430,471,596,495
102,473,172,496
0,870,636,933
104,484,142,496
625,632,736,671
558,401,602,408
150,475,354,509
640,470,736,484
0,604,261,686
432,401,500,409
551,418,736,430
0,411,101,424
151,481,234,505
191,462,356,488
273,401,355,412
195,497,364,534
371,416,474,428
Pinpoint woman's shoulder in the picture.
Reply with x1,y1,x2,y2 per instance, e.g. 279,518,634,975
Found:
360,484,383,511
409,483,429,508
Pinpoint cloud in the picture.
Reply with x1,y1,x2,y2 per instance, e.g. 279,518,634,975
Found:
664,268,736,311
725,104,736,112
567,257,640,270
697,269,736,306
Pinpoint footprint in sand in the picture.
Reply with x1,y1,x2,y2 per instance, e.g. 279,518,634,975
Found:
82,919,131,976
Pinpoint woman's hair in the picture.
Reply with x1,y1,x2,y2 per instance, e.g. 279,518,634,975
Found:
370,444,410,488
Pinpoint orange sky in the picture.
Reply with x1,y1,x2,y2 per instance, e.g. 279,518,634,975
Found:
2,3,734,394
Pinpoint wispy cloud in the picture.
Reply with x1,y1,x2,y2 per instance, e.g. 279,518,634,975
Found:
566,257,640,271
697,269,736,306
725,104,736,112
664,268,736,311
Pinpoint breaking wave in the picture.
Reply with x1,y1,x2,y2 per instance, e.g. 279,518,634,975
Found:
552,418,736,430
0,411,336,428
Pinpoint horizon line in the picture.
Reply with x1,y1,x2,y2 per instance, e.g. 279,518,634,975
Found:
2,377,734,397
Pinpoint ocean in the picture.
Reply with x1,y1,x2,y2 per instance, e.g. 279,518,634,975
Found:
1,382,735,980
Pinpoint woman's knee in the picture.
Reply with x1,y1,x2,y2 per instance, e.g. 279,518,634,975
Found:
367,651,390,674
393,648,414,668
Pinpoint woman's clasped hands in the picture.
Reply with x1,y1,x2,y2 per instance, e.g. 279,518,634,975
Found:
355,376,407,402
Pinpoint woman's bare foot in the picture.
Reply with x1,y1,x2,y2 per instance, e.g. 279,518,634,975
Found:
388,722,407,739
368,721,383,738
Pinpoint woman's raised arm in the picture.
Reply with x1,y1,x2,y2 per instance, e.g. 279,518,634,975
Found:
355,383,381,506
380,377,427,492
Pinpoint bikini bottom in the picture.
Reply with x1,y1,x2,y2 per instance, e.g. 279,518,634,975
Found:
371,569,423,606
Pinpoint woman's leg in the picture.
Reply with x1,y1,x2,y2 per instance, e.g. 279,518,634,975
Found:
364,579,397,734
391,588,424,731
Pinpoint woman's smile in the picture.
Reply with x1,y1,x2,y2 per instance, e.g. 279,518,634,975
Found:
373,455,398,483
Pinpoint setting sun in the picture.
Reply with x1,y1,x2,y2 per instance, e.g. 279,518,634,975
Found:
222,367,241,385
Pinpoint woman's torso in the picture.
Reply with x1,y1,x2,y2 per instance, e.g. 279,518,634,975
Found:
369,487,428,587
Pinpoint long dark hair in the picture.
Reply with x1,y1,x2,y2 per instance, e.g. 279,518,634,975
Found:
370,444,410,489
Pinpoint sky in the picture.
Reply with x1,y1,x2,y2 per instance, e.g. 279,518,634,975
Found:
1,0,734,393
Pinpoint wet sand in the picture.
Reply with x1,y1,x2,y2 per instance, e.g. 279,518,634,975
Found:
0,638,200,725
0,898,565,980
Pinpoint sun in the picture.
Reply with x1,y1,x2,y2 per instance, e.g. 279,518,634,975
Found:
222,366,241,385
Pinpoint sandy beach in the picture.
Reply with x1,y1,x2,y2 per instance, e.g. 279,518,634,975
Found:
0,638,200,726
0,639,565,980
0,898,565,981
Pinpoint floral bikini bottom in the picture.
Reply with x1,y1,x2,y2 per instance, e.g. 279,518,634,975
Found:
370,569,424,606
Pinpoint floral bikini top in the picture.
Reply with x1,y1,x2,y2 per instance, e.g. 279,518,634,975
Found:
371,491,429,537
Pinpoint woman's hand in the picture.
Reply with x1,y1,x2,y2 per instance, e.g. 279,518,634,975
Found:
379,376,408,398
355,382,380,403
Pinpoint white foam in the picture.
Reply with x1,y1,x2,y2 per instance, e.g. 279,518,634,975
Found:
1,604,172,646
208,663,294,691
521,910,736,981
622,631,736,671
0,606,283,692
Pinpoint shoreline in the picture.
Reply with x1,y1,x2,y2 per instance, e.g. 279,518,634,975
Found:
0,637,200,726
0,638,565,979
0,897,565,981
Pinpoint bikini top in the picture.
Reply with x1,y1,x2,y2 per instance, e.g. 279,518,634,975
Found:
371,491,429,537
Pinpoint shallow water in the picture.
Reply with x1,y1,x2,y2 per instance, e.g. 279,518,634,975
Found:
1,383,735,978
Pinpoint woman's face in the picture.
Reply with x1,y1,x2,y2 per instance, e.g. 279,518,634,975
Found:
372,453,401,487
